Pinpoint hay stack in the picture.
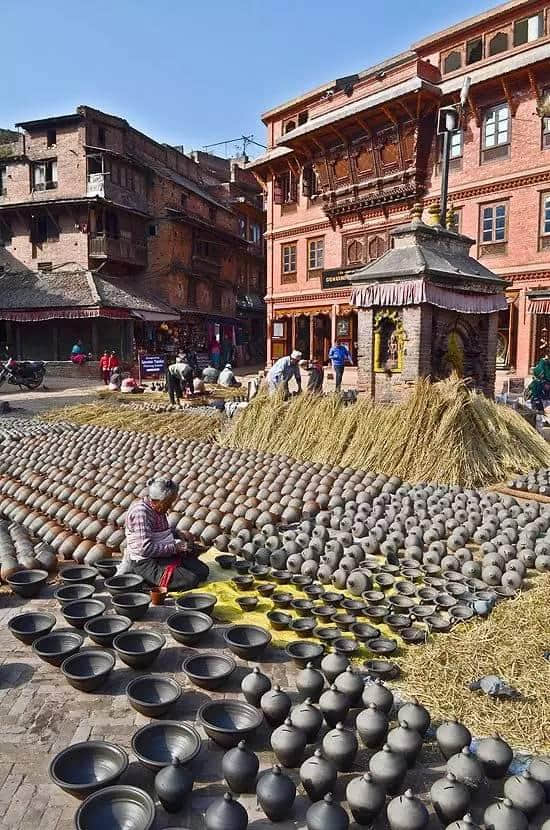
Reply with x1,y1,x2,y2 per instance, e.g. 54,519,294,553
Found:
220,376,550,487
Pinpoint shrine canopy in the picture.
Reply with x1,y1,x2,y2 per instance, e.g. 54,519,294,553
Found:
350,215,507,314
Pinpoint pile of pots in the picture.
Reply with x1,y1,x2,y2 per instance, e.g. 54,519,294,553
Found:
509,468,550,499
0,416,76,446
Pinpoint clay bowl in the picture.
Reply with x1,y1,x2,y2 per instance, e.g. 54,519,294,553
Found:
271,569,292,584
131,721,201,770
401,626,427,645
418,587,439,602
104,574,145,596
304,584,325,599
94,558,121,579
234,560,250,574
62,599,106,630
364,659,400,681
175,593,217,616
450,605,474,622
313,625,341,643
233,575,255,591
216,554,236,570
54,583,96,607
333,637,359,656
323,592,344,607
111,592,150,621
394,580,417,597
75,785,155,830
362,590,385,605
181,653,236,691
167,611,213,645
291,599,314,616
389,595,417,611
258,582,276,597
198,699,263,749
49,740,128,798
368,637,398,656
250,564,270,580
7,569,48,598
341,599,366,616
60,566,98,586
33,630,84,667
351,622,380,642
267,611,292,631
223,624,271,660
332,613,356,631
426,614,452,633
112,630,165,669
376,573,395,589
364,604,390,622
411,604,436,619
61,648,115,692
291,575,313,589
314,604,335,620
285,640,325,668
237,596,259,612
271,591,293,608
84,615,132,648
126,675,181,718
387,613,412,633
8,611,56,645
290,617,316,637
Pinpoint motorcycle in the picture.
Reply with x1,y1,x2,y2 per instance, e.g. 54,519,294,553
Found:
0,357,46,390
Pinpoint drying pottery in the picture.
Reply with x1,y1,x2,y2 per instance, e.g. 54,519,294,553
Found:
476,735,513,779
75,785,155,830
320,650,350,683
222,741,259,793
286,641,324,669
61,648,115,692
112,630,165,669
271,717,307,768
387,789,430,830
296,661,325,701
175,592,217,615
436,720,472,760
256,764,296,821
529,756,550,801
84,615,132,648
503,770,545,817
319,684,350,728
33,631,83,667
131,721,201,771
334,665,364,706
241,666,271,707
369,743,408,794
104,574,144,595
261,685,291,726
447,748,485,789
430,772,471,824
356,702,389,749
306,793,349,830
181,654,236,690
398,699,431,736
199,700,263,749
483,799,528,830
8,611,56,645
300,750,337,801
362,678,394,713
290,699,323,743
205,792,248,830
154,757,194,813
321,722,358,771
126,675,181,718
111,592,150,621
346,772,386,826
167,611,213,645
7,569,48,598
387,720,423,767
223,624,271,660
54,583,95,607
49,740,129,799
61,599,106,630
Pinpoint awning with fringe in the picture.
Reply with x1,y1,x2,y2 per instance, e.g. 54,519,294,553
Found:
527,294,550,314
0,307,132,322
351,279,507,314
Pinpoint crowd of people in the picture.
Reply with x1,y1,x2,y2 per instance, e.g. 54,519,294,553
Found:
265,339,353,397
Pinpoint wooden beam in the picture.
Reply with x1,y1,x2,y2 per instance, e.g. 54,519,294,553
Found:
251,171,267,191
501,77,518,116
396,100,415,121
381,105,398,126
310,136,325,152
467,93,482,127
527,68,543,111
355,116,371,136
329,125,347,143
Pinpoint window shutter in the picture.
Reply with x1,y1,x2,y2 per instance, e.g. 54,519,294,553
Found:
289,171,297,202
302,168,311,197
273,176,283,205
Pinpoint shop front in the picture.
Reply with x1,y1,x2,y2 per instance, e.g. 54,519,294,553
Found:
270,303,358,364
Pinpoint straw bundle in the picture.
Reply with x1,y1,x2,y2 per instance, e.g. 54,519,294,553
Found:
395,576,550,752
220,377,550,487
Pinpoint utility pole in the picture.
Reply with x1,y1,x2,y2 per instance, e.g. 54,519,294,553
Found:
437,77,471,228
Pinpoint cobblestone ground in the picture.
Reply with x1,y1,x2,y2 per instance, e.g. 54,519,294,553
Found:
0,581,536,830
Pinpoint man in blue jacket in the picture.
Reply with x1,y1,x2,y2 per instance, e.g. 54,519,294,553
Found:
328,339,352,392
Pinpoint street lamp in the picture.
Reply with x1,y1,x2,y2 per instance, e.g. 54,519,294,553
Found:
437,77,471,228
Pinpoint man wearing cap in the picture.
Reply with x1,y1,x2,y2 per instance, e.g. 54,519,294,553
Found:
218,363,241,388
266,350,302,397
120,478,209,590
166,354,193,407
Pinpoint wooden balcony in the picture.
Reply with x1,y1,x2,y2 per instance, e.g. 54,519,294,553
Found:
191,255,221,279
89,233,147,266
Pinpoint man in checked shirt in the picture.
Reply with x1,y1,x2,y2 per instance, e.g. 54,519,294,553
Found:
121,478,209,590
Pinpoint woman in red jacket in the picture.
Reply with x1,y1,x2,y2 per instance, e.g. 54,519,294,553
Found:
99,351,110,384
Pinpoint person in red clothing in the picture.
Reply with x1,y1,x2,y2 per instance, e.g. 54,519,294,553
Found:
108,351,120,373
99,350,110,385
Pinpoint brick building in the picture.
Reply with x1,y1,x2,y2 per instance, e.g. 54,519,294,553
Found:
248,0,550,387
0,105,264,365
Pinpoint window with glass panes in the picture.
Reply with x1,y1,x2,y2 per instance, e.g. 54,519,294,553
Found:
282,243,297,275
482,203,507,243
542,195,550,236
483,104,510,148
308,238,324,271
450,129,463,158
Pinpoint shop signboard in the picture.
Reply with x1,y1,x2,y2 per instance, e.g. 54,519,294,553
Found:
138,354,166,382
321,267,358,290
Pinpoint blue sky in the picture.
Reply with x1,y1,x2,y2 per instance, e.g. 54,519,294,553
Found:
3,0,496,156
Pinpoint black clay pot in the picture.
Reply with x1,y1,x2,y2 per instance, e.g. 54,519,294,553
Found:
222,741,259,794
111,592,150,621
446,814,482,830
387,720,423,768
9,611,56,645
256,764,296,821
322,722,358,771
181,653,236,691
483,799,528,830
436,720,472,761
7,569,48,598
175,592,217,615
75,785,155,830
241,666,271,707
32,630,83,667
398,699,431,736
306,793,349,830
503,770,545,817
362,678,394,713
104,573,144,595
271,717,307,768
334,665,364,707
112,630,165,669
131,721,201,771
199,700,263,749
290,698,323,744
430,772,471,824
529,756,550,802
387,788,430,830
356,703,389,749
476,735,513,780
369,744,408,794
84,615,132,648
61,565,98,586
346,772,386,826
447,748,485,790
296,662,325,702
320,650,350,683
154,757,194,813
49,740,129,798
300,750,337,802
261,685,291,727
205,792,248,830
61,648,115,692
62,599,106,630
286,641,325,669
126,675,181,718
223,624,271,661
319,684,350,728
54,583,96,607
167,611,213,646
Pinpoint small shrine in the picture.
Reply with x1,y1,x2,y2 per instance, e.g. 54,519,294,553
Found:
350,205,508,402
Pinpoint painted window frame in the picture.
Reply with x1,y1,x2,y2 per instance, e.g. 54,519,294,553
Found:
307,237,324,275
281,241,297,282
480,201,508,244
540,191,550,237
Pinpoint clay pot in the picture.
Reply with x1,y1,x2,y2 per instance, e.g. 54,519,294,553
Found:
447,748,485,790
483,799,528,830
256,764,296,821
362,678,394,713
72,539,95,563
356,703,389,749
503,770,545,817
321,722,358,771
476,735,513,779
334,665,364,706
290,699,323,744
300,750,337,802
205,792,248,830
320,651,350,683
84,543,111,566
260,685,291,727
436,720,472,761
154,756,194,812
387,720,423,768
398,699,430,736
346,771,386,826
446,815,482,830
270,718,306,768
296,662,325,702
221,741,259,794
529,756,550,801
241,667,271,708
306,793,349,830
430,772,471,824
387,789,430,830
319,685,350,728
369,744,408,794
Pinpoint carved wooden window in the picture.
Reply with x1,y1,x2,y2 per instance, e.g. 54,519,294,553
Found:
378,129,399,168
298,111,308,125
302,165,319,198
514,13,543,45
368,235,386,262
400,122,415,164
314,160,330,189
482,103,510,162
332,156,350,182
466,37,483,64
443,50,462,74
488,31,509,55
540,193,550,250
543,90,550,149
355,143,375,176
345,237,365,266
481,202,507,244
274,171,297,204
284,120,296,134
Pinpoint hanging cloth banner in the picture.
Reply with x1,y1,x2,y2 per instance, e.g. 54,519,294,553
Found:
351,279,507,314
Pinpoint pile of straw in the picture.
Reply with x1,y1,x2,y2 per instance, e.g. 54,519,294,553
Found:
395,576,550,752
41,401,221,441
220,377,550,487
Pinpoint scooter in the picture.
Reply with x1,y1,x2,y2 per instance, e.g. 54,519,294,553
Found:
0,357,46,390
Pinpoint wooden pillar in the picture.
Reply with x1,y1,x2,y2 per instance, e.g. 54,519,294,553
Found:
331,305,337,344
91,318,99,359
14,324,21,359
266,305,272,365
292,315,297,352
309,315,315,361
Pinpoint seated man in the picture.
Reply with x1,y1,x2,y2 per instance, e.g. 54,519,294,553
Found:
218,363,241,388
121,478,209,590
202,363,220,384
